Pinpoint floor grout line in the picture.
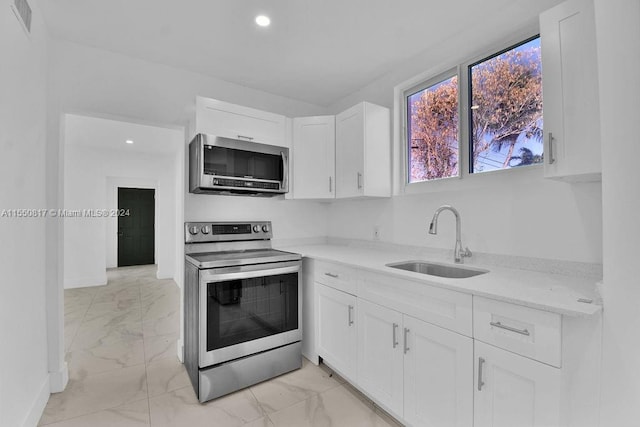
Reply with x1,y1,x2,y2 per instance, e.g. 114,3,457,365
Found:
38,397,152,427
64,285,101,354
137,273,153,427
54,266,155,426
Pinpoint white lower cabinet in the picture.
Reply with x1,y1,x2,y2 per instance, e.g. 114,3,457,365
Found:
311,261,593,427
404,315,473,427
356,299,473,427
356,299,404,416
315,283,357,381
474,341,561,427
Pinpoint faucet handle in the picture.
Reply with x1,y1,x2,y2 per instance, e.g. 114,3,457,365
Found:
461,247,472,258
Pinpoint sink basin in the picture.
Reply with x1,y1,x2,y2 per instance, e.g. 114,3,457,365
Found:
386,261,489,279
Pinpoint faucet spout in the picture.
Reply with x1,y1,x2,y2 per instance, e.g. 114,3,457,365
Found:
428,205,471,264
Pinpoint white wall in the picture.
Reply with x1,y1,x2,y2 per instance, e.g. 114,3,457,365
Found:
50,40,327,127
0,0,52,425
185,193,330,240
328,171,602,263
49,39,332,246
64,142,180,288
594,0,640,425
325,2,603,265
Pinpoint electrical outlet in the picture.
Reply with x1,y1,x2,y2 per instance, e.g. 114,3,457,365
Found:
373,226,381,241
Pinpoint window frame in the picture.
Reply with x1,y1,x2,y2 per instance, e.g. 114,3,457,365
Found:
467,34,543,175
399,28,542,195
402,68,461,186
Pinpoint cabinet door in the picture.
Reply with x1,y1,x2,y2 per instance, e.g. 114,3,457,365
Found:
292,116,335,199
403,315,473,427
315,283,357,381
195,97,287,146
356,299,404,416
540,0,601,180
335,104,365,198
474,341,561,427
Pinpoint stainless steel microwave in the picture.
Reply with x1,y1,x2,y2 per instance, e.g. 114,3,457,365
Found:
188,134,289,196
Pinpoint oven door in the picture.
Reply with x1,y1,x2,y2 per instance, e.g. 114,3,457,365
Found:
198,260,301,367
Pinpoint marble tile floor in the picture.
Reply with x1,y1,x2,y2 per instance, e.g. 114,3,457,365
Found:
40,264,403,427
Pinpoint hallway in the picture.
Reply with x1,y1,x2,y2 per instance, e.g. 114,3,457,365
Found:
41,265,181,425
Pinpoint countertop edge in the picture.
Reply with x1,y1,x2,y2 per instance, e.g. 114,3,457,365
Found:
289,245,602,318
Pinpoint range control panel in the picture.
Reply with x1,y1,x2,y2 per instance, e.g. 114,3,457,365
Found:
185,221,272,243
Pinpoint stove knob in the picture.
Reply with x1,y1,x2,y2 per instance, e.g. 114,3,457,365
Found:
189,226,199,235
201,225,211,234
262,224,269,233
253,225,260,233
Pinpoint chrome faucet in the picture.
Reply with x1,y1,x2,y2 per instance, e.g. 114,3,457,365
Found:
428,205,472,264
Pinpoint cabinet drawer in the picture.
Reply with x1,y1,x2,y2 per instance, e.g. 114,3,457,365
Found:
314,261,357,295
473,296,561,367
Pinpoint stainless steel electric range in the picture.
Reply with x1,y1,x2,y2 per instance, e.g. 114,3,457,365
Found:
184,221,302,403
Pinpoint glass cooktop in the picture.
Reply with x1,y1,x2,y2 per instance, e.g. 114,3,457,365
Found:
186,248,301,269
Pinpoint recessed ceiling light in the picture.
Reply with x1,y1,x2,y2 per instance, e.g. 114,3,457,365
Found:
125,139,134,144
255,15,270,27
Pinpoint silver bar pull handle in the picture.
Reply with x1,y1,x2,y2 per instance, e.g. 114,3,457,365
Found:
348,305,354,326
490,321,530,336
237,135,254,141
548,132,555,164
329,176,333,193
392,323,399,348
357,172,363,190
478,357,485,391
403,328,410,354
324,272,339,278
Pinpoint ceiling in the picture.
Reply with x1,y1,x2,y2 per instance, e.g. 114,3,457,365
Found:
64,114,182,154
39,0,562,107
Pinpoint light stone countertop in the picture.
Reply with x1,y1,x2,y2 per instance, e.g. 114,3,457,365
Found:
278,243,602,318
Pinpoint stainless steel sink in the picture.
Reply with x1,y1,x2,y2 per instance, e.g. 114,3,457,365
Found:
386,261,489,279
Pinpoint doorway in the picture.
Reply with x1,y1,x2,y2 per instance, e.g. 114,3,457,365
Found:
118,187,155,267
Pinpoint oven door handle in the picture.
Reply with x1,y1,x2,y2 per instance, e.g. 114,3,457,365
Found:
200,265,300,283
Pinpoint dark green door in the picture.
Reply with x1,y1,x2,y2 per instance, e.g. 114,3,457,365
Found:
118,188,155,267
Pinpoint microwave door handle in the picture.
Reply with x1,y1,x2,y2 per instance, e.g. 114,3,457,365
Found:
200,265,299,283
281,151,289,192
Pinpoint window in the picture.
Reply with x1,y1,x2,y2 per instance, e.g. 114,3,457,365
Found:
469,37,543,173
403,35,543,185
406,74,459,183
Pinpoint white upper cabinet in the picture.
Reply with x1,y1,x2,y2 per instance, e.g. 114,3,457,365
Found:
540,0,601,181
335,102,391,198
194,96,287,147
292,116,336,199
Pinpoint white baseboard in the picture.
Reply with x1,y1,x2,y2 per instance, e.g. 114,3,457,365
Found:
177,339,184,363
64,274,107,289
156,269,174,280
21,376,50,427
49,362,69,393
